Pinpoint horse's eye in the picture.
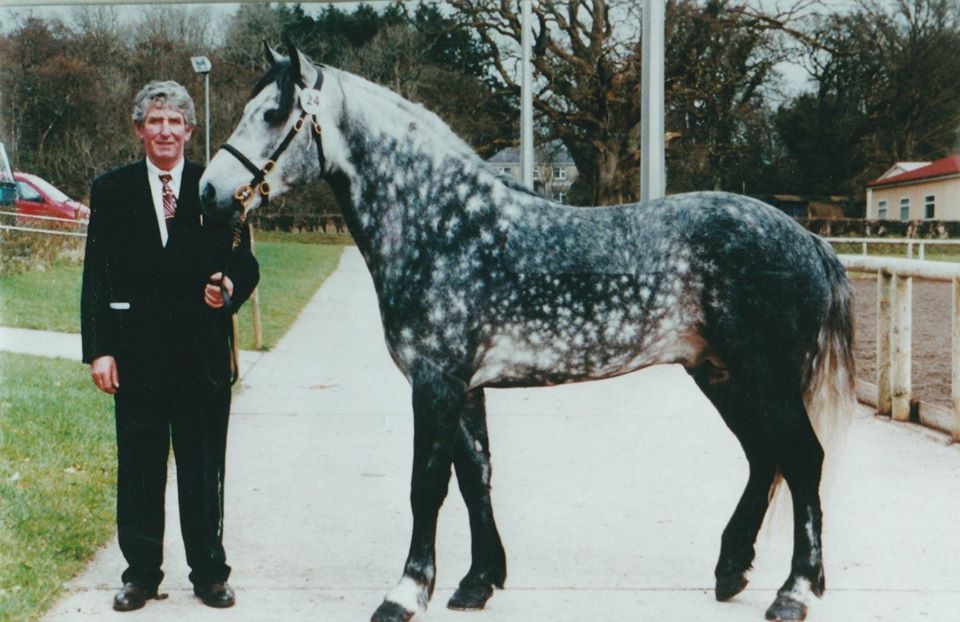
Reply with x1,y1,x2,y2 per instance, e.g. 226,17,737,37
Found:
263,109,284,127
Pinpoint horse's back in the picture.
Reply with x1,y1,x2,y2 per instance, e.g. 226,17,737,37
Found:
502,191,830,283
480,190,841,386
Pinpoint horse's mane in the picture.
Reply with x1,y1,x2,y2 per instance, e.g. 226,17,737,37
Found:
257,60,542,199
336,70,479,158
337,70,548,198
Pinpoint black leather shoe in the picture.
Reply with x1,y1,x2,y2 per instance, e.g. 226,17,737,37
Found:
112,582,158,612
194,581,236,608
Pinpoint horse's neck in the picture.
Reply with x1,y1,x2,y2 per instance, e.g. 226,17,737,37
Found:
334,103,491,265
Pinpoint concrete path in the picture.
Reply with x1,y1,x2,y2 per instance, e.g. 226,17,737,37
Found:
10,247,960,622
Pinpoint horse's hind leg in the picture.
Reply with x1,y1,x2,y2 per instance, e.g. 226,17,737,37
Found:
764,398,825,622
447,389,507,611
689,368,777,602
371,367,464,622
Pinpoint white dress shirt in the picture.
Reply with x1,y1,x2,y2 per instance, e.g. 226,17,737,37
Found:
144,157,185,247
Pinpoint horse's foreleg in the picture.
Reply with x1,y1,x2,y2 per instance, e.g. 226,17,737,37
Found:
765,402,825,622
447,388,507,611
371,369,465,622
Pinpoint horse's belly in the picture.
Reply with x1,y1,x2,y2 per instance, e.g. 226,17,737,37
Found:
469,325,707,389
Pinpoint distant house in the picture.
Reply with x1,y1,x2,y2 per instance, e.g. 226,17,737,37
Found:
487,143,578,203
751,194,849,219
866,155,960,220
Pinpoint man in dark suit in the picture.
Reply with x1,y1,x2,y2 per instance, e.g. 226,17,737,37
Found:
81,80,259,612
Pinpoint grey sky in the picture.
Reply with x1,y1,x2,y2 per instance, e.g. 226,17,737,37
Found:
0,0,876,96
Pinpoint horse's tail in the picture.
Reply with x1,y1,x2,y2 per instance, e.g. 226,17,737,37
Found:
769,235,856,508
804,235,857,467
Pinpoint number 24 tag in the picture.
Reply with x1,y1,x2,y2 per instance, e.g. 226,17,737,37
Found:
300,89,323,114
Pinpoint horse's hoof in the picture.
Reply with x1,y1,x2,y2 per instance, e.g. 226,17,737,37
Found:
715,572,748,602
371,600,415,622
447,581,494,611
765,594,807,621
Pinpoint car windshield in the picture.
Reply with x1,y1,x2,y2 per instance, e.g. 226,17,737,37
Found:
26,175,71,202
0,143,13,183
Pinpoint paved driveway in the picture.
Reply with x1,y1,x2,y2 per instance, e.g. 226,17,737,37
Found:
35,247,960,622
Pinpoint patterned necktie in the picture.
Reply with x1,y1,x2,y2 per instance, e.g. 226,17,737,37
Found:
159,174,177,220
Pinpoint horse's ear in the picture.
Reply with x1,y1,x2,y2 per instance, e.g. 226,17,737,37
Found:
263,41,284,67
283,36,318,88
283,34,300,75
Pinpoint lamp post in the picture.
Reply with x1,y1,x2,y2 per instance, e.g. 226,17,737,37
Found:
641,0,665,202
520,0,534,191
190,55,212,164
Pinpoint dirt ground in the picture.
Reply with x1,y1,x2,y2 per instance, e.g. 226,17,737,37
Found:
851,275,953,408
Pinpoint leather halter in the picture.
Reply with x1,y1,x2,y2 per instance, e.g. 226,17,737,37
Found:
218,72,326,226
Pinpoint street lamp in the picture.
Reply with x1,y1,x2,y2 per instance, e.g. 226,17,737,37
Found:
190,55,212,164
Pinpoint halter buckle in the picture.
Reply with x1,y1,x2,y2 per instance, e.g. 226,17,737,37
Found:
262,160,276,174
233,184,254,208
257,180,271,197
294,117,305,132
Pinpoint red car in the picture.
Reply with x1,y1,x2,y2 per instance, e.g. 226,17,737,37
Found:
15,171,90,224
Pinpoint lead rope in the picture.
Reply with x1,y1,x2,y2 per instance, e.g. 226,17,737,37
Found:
209,217,245,386
227,218,244,385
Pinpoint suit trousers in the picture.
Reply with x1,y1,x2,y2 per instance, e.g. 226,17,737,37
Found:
114,381,232,589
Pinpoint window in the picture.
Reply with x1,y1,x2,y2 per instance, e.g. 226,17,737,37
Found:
899,197,910,220
553,166,566,180
17,181,42,202
533,170,541,180
877,200,887,219
925,195,935,219
499,167,512,176
552,191,567,203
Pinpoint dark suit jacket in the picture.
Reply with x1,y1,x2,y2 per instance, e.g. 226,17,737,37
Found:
81,160,259,388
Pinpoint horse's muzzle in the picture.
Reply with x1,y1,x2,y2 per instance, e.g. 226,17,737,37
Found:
199,182,242,223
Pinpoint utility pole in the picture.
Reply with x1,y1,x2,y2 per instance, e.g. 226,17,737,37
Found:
641,0,666,202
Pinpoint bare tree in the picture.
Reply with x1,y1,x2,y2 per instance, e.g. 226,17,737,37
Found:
449,0,816,204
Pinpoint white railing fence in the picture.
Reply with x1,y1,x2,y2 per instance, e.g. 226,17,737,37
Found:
0,210,88,237
838,254,960,441
826,237,960,260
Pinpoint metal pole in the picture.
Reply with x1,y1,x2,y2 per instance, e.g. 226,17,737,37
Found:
520,0,534,190
953,277,960,441
204,72,211,165
641,0,665,202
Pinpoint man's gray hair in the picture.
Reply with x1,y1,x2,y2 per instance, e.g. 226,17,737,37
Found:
132,80,197,126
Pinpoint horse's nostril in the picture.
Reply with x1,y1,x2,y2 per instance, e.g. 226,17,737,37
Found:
201,183,217,206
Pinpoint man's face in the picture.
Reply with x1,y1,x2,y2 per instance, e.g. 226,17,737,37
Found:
134,104,193,170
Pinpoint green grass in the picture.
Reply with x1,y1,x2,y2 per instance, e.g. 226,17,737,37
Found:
235,240,343,350
254,229,354,246
0,235,345,350
0,353,116,622
0,263,84,333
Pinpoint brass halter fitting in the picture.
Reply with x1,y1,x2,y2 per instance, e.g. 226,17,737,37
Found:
233,184,254,208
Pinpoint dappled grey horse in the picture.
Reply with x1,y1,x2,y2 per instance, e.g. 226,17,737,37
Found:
199,44,856,622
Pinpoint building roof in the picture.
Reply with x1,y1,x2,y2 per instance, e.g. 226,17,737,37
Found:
868,154,960,188
877,162,929,180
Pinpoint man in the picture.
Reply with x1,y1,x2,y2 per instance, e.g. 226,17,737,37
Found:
81,80,259,612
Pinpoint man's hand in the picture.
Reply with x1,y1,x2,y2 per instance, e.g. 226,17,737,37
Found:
205,272,234,309
90,355,119,394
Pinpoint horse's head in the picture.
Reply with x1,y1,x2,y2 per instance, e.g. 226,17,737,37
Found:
200,42,333,223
